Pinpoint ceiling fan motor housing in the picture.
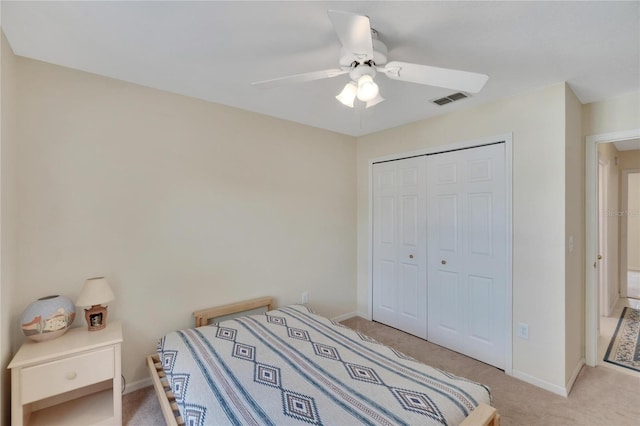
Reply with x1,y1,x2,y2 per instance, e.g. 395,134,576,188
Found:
349,64,376,80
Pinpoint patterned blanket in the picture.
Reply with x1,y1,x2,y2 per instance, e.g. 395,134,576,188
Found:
158,305,492,425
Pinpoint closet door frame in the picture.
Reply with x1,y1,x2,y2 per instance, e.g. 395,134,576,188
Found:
367,133,513,376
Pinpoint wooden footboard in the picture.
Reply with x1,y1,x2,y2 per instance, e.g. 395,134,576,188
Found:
147,296,500,426
461,402,501,426
146,353,182,426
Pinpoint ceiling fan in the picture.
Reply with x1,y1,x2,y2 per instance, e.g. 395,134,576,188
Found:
252,10,489,108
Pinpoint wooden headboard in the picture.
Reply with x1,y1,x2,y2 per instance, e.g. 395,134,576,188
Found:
192,296,274,327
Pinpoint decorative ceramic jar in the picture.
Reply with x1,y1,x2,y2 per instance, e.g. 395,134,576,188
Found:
20,295,76,342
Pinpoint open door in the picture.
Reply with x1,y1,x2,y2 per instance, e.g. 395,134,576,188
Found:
598,159,609,317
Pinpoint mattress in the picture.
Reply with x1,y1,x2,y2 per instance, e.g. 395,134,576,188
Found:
157,304,492,425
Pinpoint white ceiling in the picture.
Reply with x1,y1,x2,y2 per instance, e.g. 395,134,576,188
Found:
613,138,640,151
2,1,639,137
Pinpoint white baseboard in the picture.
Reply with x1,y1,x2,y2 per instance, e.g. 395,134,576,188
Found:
358,311,372,321
510,369,570,397
331,311,359,322
124,377,152,394
609,294,619,316
565,358,585,395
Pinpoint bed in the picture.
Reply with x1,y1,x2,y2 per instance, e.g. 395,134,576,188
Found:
147,297,500,426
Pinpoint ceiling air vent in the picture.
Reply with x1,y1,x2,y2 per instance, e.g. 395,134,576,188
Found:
431,92,469,106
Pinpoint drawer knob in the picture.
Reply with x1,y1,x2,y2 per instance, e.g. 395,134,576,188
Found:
66,372,77,380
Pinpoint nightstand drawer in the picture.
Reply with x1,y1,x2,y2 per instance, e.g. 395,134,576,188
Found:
21,347,114,404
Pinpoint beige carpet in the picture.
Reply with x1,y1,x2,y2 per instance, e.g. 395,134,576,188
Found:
123,317,640,425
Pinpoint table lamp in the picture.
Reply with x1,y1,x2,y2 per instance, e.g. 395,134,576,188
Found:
76,277,115,331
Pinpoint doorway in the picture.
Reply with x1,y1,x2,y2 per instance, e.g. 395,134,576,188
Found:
585,130,640,368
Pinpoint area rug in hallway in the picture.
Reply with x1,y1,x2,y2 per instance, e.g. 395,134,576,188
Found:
604,307,640,372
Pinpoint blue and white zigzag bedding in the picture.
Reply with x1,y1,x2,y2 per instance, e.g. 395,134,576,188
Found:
157,305,492,426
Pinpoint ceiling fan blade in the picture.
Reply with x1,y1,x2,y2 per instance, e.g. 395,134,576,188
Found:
380,61,489,93
252,68,348,89
327,10,373,62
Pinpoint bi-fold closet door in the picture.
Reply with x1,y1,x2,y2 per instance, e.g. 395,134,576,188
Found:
372,157,428,339
372,142,507,369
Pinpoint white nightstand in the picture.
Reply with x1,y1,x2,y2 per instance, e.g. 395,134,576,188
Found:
8,321,123,426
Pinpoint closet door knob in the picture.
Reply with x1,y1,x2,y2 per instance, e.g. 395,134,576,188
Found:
441,260,447,265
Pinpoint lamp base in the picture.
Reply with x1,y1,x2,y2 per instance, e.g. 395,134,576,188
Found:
84,305,108,331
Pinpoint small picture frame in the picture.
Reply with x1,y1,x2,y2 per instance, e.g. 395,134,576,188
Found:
84,305,108,331
89,312,103,328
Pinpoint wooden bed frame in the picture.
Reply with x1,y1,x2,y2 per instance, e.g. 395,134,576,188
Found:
146,296,500,426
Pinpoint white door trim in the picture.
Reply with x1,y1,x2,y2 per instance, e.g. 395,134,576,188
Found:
585,129,640,367
598,159,609,316
367,133,513,375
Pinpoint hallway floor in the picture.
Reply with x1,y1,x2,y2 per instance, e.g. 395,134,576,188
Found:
598,297,640,378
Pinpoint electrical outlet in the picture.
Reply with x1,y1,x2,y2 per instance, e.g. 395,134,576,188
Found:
517,322,529,340
301,292,309,304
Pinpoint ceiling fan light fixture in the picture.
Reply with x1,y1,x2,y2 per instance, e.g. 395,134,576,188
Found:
336,81,357,107
356,74,379,101
366,93,384,108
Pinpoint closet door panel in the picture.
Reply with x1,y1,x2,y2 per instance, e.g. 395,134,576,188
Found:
427,143,506,369
373,158,427,338
462,144,506,368
435,270,462,345
372,163,398,327
437,195,459,252
428,161,464,350
468,193,493,256
378,260,397,313
467,274,493,343
399,263,419,319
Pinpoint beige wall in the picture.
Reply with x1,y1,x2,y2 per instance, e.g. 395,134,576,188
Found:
357,84,571,390
597,143,620,313
564,85,584,385
583,92,640,136
618,149,640,170
12,56,357,385
1,31,18,425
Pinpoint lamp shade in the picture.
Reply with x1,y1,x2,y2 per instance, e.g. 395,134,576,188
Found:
76,277,115,307
336,81,357,107
356,75,379,102
366,93,385,108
